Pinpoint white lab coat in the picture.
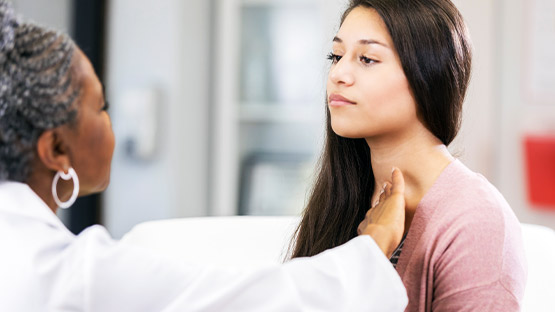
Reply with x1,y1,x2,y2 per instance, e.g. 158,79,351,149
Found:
0,182,407,311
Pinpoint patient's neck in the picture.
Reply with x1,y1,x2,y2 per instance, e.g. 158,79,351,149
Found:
366,127,454,232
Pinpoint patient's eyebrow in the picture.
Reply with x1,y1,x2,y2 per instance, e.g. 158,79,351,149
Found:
333,36,389,48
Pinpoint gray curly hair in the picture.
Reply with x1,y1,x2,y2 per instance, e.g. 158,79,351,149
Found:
0,0,80,182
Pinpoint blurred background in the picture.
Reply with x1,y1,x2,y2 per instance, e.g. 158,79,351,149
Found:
12,0,555,238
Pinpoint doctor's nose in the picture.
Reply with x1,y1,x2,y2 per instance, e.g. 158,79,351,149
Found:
329,58,355,86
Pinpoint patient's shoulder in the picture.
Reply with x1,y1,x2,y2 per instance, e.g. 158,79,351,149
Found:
415,161,520,240
422,160,515,225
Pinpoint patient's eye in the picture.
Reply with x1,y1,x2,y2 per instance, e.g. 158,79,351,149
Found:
360,55,377,65
327,52,342,64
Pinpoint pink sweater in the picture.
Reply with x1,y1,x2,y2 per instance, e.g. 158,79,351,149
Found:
396,160,527,311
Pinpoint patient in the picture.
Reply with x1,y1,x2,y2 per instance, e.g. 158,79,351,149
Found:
290,0,527,310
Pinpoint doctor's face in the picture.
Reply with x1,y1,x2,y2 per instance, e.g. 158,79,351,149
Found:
62,49,115,196
326,6,419,141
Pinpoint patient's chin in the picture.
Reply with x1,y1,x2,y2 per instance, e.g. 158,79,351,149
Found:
331,124,367,140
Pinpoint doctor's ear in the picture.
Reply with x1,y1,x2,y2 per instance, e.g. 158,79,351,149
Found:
36,129,71,173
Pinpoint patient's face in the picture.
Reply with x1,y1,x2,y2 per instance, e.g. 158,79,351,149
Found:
326,6,419,141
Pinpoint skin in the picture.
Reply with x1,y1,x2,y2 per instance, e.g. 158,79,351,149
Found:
329,6,454,233
26,48,115,214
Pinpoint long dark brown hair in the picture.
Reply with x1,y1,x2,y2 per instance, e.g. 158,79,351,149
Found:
290,0,472,258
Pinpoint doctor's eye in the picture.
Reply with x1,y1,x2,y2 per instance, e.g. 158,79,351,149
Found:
102,101,110,112
327,52,342,64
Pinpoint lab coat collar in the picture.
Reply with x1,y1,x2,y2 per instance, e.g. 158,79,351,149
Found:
0,181,72,233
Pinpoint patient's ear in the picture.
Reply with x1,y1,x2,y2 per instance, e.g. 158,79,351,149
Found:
36,129,71,173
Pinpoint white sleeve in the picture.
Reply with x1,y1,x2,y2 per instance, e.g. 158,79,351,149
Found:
75,226,407,312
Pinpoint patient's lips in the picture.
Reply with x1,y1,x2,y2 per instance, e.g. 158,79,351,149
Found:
329,94,356,107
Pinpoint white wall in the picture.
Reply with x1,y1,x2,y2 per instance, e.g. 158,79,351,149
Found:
496,0,555,229
11,0,72,34
104,0,212,238
450,0,497,180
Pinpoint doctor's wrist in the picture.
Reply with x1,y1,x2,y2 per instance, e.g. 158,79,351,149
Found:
361,224,397,258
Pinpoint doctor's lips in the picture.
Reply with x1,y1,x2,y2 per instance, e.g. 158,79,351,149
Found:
329,94,356,107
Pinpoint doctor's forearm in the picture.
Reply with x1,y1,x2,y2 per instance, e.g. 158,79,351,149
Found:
362,224,400,259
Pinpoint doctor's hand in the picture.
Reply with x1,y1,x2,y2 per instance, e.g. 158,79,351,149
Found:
358,168,406,258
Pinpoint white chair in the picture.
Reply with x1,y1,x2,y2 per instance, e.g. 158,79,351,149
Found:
121,217,555,310
521,223,555,312
121,216,300,269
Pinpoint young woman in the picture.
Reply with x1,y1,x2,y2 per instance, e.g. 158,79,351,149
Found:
290,0,527,310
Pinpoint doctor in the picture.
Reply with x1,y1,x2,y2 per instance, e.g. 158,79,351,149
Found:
0,1,407,311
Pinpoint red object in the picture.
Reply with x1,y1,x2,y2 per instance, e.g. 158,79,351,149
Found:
524,135,555,209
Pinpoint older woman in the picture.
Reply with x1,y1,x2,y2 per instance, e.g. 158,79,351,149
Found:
0,1,408,311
